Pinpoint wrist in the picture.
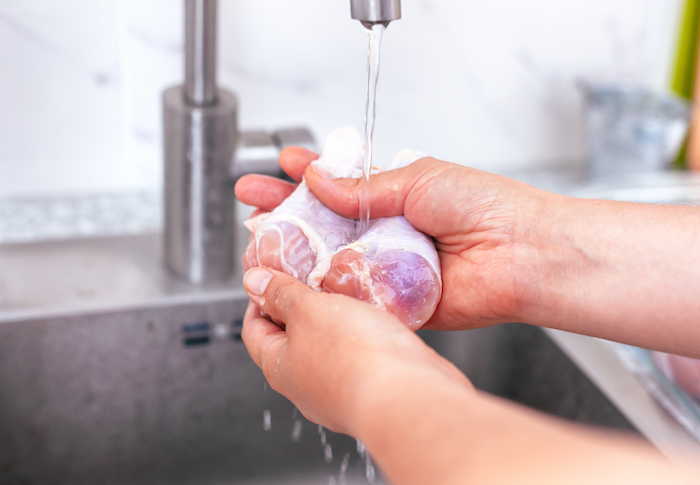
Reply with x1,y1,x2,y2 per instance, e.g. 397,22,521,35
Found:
510,191,586,327
349,360,478,484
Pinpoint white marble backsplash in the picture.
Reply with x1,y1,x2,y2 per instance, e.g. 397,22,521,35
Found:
0,0,683,198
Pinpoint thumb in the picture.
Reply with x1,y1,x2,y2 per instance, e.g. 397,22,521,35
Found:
243,267,315,326
304,156,449,220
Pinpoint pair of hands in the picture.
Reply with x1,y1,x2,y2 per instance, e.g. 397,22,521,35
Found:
235,147,551,433
235,148,700,484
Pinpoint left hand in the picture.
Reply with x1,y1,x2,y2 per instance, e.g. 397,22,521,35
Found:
241,267,473,435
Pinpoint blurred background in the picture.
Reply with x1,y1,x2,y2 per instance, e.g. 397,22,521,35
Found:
0,0,686,198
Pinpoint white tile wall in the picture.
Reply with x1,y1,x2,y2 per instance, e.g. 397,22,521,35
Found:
0,0,683,197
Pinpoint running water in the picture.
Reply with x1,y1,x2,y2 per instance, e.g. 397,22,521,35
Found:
359,23,385,234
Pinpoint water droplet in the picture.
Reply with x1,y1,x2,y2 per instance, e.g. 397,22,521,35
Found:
213,322,230,339
365,453,376,483
291,419,302,442
339,452,350,485
263,409,271,431
356,439,366,457
324,443,333,463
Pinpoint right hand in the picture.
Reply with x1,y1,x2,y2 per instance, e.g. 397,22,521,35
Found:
236,148,557,331
304,156,557,331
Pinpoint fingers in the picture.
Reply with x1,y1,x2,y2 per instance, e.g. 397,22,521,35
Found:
233,147,319,210
234,174,297,211
243,267,316,328
279,146,319,182
241,300,286,369
304,156,450,220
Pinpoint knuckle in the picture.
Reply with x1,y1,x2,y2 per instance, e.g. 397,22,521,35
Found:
263,277,307,322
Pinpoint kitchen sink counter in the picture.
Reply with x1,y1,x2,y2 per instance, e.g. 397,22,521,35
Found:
546,328,700,461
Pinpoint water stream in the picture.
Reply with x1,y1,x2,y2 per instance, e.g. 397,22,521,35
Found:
358,23,385,234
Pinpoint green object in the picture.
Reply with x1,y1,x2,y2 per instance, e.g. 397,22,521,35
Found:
671,0,700,100
671,0,700,167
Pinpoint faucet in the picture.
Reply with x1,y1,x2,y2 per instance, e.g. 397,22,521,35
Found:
161,0,398,284
162,0,313,284
350,0,401,29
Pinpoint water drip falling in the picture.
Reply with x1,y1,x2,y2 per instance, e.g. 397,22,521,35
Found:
262,409,271,431
291,419,302,442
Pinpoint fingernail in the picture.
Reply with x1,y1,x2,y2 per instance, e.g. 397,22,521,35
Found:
311,165,335,180
244,268,273,296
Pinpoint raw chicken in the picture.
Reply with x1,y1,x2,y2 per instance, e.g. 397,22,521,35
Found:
322,217,441,329
320,150,441,329
243,128,363,283
243,127,442,329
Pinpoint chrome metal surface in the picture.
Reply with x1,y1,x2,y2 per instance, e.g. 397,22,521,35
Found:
163,86,238,284
165,0,236,284
165,0,315,285
231,128,316,180
231,131,283,180
0,233,245,324
185,0,218,106
350,0,401,27
274,127,316,152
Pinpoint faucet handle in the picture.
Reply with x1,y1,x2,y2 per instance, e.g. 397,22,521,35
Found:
230,128,316,181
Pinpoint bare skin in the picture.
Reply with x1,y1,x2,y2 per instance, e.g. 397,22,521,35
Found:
235,147,700,484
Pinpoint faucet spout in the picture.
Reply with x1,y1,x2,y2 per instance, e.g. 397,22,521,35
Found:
350,0,401,28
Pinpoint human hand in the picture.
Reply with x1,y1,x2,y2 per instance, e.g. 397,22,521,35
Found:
241,266,473,435
236,148,555,331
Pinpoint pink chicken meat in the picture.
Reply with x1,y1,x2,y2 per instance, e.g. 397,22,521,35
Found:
243,128,442,329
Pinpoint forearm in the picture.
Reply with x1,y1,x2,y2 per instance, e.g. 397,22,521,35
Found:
520,196,700,355
353,365,696,485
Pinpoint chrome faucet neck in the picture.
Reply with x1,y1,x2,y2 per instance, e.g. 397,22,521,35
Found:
185,0,218,106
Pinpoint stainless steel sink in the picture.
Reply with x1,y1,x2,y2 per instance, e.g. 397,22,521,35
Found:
0,226,638,484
